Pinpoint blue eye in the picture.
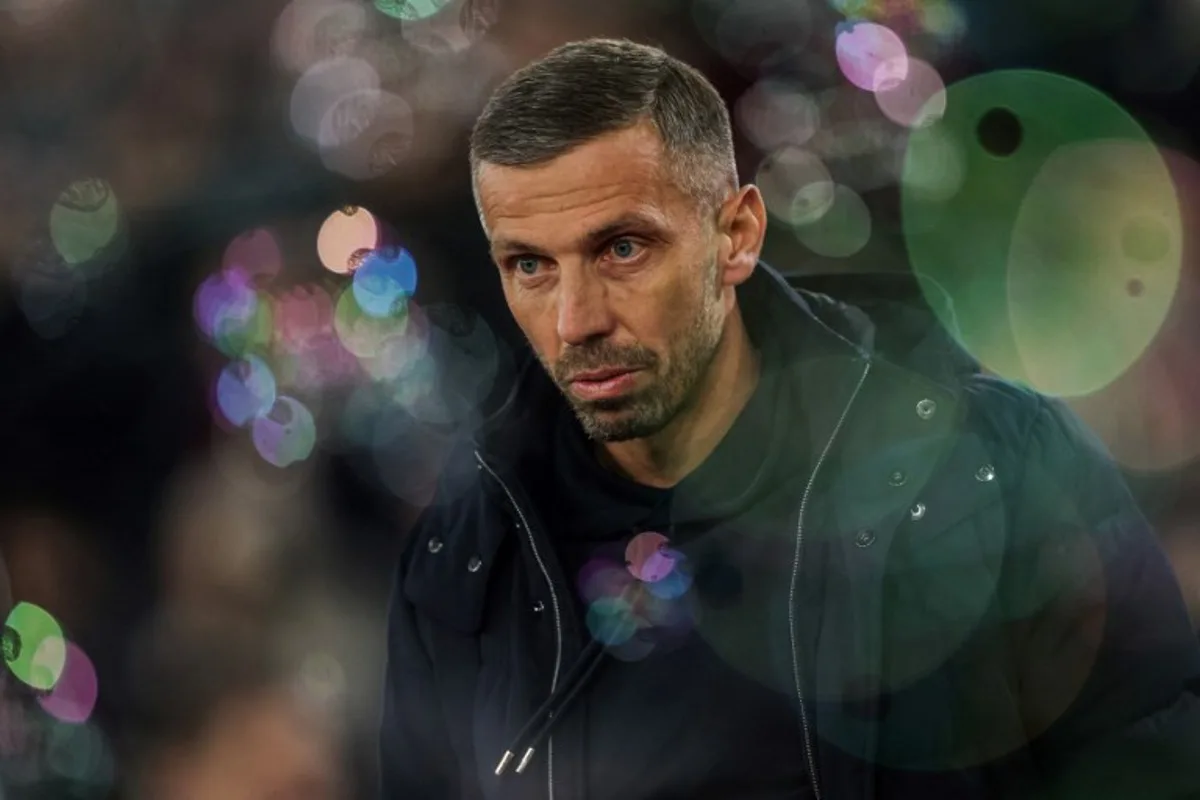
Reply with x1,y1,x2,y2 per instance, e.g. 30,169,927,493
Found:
515,257,540,275
611,239,640,259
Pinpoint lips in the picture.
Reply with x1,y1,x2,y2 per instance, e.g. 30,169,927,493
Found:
570,367,636,383
568,367,642,401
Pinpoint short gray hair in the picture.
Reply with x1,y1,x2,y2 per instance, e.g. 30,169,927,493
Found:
469,38,738,216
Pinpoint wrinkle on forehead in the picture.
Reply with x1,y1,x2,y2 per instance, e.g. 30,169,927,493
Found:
491,180,656,222
476,124,686,241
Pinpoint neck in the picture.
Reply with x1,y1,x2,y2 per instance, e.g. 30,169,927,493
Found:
597,306,761,488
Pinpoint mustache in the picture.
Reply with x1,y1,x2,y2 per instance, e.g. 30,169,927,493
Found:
552,342,658,383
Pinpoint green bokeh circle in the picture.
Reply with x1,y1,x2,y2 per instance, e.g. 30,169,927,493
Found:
50,179,121,266
5,602,67,691
901,70,1180,394
374,0,452,21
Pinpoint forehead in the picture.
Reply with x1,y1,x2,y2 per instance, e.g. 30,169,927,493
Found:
477,125,695,250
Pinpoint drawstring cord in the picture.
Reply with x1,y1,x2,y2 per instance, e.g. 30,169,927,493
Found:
495,638,607,776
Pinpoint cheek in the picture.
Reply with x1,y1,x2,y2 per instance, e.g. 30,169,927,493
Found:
625,269,703,348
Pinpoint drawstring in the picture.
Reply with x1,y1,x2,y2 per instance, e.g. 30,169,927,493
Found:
495,638,608,776
494,522,676,777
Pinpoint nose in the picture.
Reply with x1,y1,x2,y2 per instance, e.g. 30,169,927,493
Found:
556,268,615,346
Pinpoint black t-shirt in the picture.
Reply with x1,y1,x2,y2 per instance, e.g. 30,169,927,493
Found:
536,327,817,798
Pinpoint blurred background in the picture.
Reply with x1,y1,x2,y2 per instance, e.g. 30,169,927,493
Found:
0,0,1198,796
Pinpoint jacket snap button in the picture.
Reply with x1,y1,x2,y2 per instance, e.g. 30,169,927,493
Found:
975,464,996,482
888,469,907,487
915,398,937,420
854,529,876,548
427,537,444,554
532,600,545,613
467,555,483,573
910,502,926,521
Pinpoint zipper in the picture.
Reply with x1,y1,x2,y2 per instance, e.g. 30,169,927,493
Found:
475,452,563,800
789,359,872,800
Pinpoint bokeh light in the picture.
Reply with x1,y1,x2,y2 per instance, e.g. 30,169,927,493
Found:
334,282,408,359
216,355,279,427
578,533,698,663
353,33,421,84
644,556,693,600
317,206,382,274
49,178,122,266
901,69,1171,389
918,0,968,42
290,57,381,148
586,596,639,647
1070,273,1200,472
296,651,347,709
835,21,909,92
792,184,872,257
317,86,386,152
900,123,966,207
625,531,674,582
272,0,373,76
735,80,821,151
194,268,274,357
755,147,837,227
273,284,336,351
374,0,453,20
320,90,415,180
352,247,418,317
44,719,116,790
5,602,67,691
1066,149,1200,472
271,283,360,393
252,396,318,468
37,641,99,724
223,228,283,282
1006,139,1181,397
875,58,946,128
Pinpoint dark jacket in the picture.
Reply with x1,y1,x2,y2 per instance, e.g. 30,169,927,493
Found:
379,263,1200,800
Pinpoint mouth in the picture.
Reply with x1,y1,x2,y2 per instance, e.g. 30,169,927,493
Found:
567,367,643,401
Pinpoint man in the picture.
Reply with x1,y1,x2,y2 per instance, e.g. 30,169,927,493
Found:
380,38,1200,799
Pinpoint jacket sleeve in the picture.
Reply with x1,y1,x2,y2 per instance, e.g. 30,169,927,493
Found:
1004,398,1200,800
378,517,461,800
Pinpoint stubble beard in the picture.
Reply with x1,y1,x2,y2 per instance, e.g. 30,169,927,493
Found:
544,258,726,443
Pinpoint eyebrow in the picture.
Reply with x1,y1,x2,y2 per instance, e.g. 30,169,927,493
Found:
490,211,669,260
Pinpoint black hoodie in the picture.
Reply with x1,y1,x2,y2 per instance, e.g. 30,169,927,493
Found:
524,311,818,797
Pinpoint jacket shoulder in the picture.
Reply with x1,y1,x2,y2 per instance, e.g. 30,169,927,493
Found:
958,374,1131,523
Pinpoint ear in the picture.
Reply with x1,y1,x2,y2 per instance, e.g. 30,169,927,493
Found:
716,184,767,288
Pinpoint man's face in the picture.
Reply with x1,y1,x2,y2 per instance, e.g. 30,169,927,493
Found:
476,124,730,441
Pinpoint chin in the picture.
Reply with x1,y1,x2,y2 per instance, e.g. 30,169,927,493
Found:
576,408,667,443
